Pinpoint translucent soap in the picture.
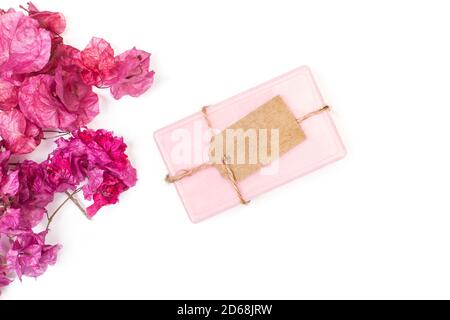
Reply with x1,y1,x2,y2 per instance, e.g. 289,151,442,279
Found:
154,66,346,223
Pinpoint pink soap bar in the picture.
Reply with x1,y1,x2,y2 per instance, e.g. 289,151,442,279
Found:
154,66,346,223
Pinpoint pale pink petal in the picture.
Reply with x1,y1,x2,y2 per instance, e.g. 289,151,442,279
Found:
26,2,66,35
0,12,51,74
0,78,18,111
110,48,154,99
80,37,118,87
19,75,78,131
0,108,42,154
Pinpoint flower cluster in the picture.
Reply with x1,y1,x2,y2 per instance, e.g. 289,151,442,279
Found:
0,3,152,294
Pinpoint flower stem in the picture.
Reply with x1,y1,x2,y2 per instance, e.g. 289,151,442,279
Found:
43,130,68,134
43,132,71,140
46,188,82,230
65,191,88,218
19,5,29,13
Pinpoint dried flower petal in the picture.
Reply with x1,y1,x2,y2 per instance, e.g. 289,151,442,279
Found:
14,161,54,228
45,138,89,192
25,2,66,35
75,129,137,186
0,11,51,74
0,150,10,181
0,258,11,289
80,37,118,87
0,108,42,154
6,231,61,280
19,75,76,130
55,64,99,125
31,33,64,75
0,208,21,235
1,170,19,197
85,172,127,218
19,74,98,131
48,129,137,217
0,78,18,111
111,48,154,99
82,168,104,200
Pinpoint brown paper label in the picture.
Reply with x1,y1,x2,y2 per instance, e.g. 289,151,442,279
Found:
209,96,305,182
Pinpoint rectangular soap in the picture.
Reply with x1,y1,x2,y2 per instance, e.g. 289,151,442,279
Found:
154,66,346,223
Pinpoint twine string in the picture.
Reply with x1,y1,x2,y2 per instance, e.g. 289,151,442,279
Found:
222,156,250,205
297,106,330,123
165,162,213,184
202,106,214,129
165,104,331,205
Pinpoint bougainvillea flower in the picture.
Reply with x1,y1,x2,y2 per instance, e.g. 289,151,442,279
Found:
6,231,61,280
1,171,19,197
31,33,63,76
19,75,77,130
54,44,82,69
0,109,42,154
0,208,21,235
111,48,154,99
0,11,51,74
19,74,99,131
14,161,54,228
80,37,118,87
54,129,137,217
25,2,66,35
74,129,137,186
82,168,104,199
55,65,99,125
0,150,10,181
0,259,11,289
45,138,89,192
85,171,128,218
16,161,53,208
37,42,83,77
0,3,151,294
0,78,18,111
0,273,11,289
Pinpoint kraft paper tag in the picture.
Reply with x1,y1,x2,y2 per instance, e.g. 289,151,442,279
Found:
209,96,306,182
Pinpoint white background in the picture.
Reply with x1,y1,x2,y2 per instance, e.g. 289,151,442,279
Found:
2,0,450,300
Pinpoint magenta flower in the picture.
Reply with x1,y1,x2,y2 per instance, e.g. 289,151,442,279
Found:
0,208,21,235
75,129,137,184
50,128,137,217
111,48,155,99
0,258,11,289
25,2,66,36
0,272,11,289
19,74,91,131
1,171,19,197
80,37,118,87
6,231,61,280
0,108,42,155
44,138,89,192
0,3,152,295
0,11,51,74
0,78,18,111
14,161,54,229
0,150,11,182
55,65,99,124
85,171,128,218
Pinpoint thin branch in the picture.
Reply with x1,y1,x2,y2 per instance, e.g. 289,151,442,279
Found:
43,130,69,134
46,188,82,230
65,191,88,218
43,133,71,140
